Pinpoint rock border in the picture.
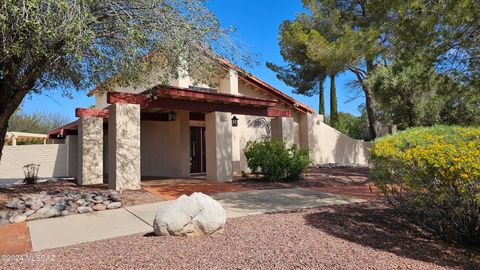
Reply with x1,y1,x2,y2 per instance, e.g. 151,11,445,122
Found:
0,190,122,224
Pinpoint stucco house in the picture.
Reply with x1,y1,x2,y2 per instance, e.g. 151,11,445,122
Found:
47,60,370,190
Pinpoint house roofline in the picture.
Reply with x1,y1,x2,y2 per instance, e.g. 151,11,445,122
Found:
86,57,315,114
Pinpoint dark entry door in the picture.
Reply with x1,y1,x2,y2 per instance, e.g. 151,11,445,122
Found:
190,127,206,174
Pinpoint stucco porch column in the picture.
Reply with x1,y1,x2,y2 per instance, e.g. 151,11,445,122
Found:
271,116,294,145
78,117,103,185
299,113,314,149
205,111,233,182
108,103,141,190
177,110,191,177
219,69,240,174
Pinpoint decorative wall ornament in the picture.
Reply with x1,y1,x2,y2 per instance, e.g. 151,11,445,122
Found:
247,117,271,139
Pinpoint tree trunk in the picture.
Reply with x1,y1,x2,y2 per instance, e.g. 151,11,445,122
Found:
363,86,379,139
0,86,30,161
329,74,338,127
351,61,379,139
0,120,8,160
319,78,325,116
365,60,380,139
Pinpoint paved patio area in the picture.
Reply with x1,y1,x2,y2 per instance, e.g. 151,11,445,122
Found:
27,188,364,251
211,188,363,215
141,177,250,200
0,222,31,255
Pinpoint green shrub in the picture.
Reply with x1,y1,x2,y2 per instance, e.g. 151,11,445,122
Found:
244,140,310,182
370,126,480,244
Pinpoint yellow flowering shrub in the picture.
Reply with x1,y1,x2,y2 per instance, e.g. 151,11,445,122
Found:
370,126,480,244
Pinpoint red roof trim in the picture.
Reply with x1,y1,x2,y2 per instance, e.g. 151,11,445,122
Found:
107,92,149,106
87,86,100,97
152,85,278,107
237,75,313,113
47,120,78,138
217,58,314,113
108,86,279,108
147,97,291,117
75,108,109,118
107,91,291,117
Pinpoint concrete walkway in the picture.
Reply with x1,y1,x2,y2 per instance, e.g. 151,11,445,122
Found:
28,188,364,251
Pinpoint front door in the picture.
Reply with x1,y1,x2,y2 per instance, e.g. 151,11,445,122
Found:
190,127,206,174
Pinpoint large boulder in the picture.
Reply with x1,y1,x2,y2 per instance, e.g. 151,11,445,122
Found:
153,192,226,237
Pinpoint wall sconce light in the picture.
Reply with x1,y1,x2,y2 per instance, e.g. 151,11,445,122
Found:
231,116,239,127
168,111,177,121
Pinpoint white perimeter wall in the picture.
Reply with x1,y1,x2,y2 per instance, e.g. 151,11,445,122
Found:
310,115,371,165
0,144,68,179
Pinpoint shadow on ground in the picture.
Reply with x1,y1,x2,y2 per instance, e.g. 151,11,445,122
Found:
304,202,480,269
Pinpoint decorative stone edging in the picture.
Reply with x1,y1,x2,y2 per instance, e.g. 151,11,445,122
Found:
0,190,122,224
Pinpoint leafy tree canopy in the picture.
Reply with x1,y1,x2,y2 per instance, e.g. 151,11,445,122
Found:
266,18,328,115
272,0,480,137
0,0,251,159
328,107,370,140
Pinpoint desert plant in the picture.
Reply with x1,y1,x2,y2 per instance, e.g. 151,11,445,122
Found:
244,140,310,182
23,163,40,184
370,126,480,244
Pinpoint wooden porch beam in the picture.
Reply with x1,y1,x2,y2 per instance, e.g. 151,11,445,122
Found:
153,86,278,107
75,108,109,118
107,92,292,117
148,98,291,117
107,92,148,106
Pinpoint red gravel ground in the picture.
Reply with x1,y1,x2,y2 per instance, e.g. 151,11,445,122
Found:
2,202,478,270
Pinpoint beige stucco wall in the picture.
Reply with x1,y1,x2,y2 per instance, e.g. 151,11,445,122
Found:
231,114,271,174
0,144,68,179
271,116,294,144
66,135,78,178
232,80,303,173
140,110,190,178
292,113,301,145
310,114,371,165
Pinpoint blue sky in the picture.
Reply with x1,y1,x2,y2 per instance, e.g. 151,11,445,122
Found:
21,0,363,121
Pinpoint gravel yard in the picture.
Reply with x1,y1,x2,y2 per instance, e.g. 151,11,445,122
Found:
2,202,478,270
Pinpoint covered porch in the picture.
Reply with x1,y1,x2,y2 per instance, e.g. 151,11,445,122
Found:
49,86,297,190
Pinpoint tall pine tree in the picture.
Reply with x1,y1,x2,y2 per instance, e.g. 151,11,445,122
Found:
329,74,338,126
